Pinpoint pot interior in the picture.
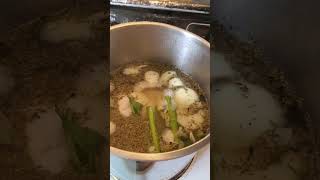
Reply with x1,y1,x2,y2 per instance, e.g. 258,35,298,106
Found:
110,22,211,160
110,22,210,97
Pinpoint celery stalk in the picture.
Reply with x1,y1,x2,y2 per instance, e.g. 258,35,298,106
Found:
165,96,179,142
147,106,160,153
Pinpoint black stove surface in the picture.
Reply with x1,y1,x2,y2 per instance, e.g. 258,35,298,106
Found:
110,6,211,41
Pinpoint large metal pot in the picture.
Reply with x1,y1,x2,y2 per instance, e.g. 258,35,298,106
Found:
110,22,210,163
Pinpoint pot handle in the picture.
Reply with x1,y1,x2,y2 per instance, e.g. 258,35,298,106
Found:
186,22,210,32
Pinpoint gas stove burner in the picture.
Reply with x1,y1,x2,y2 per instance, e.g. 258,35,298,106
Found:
110,153,196,180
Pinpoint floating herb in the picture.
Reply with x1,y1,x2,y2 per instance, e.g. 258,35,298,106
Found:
129,97,142,115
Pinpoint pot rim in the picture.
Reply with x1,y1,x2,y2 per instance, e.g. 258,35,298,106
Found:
110,21,210,48
110,21,210,161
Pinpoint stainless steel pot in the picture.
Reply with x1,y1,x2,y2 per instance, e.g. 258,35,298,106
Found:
110,22,210,163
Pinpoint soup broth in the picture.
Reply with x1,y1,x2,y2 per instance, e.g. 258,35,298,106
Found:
110,62,209,153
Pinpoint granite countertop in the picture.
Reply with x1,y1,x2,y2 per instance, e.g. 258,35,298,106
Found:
110,0,209,14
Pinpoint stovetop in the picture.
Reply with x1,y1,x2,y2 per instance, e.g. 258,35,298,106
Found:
110,145,210,180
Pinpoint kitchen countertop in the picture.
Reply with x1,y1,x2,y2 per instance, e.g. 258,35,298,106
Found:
110,0,209,14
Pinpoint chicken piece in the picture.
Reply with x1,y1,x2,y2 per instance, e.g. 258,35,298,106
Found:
118,96,132,117
159,71,177,86
162,128,175,144
144,71,160,85
177,110,205,131
174,87,199,109
133,71,161,92
168,78,184,88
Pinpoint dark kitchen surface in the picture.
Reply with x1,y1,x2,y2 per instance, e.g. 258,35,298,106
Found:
110,6,211,41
